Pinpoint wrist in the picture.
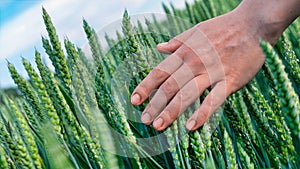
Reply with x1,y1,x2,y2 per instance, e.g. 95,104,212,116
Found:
233,0,300,45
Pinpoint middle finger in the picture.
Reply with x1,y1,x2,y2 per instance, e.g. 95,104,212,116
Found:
141,62,195,124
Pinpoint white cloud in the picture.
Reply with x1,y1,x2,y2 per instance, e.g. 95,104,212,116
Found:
0,2,43,59
0,0,149,60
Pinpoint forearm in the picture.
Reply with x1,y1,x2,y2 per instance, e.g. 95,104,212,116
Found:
234,0,300,44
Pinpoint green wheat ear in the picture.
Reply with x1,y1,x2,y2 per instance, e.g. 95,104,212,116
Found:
42,7,72,94
83,19,103,65
281,34,300,85
223,128,238,169
9,99,43,169
237,143,254,169
41,122,75,169
189,130,206,167
0,145,10,169
261,41,300,138
7,62,45,122
22,57,62,135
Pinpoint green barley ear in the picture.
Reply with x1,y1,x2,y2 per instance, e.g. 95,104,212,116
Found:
14,135,35,168
7,62,45,122
42,7,72,94
261,41,300,138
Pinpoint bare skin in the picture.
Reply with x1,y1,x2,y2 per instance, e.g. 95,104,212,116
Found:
131,0,300,131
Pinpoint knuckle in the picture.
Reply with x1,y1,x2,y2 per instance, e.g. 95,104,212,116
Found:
149,97,165,111
151,68,167,81
169,38,180,45
161,78,178,96
178,89,193,106
138,84,148,95
176,46,189,56
163,110,178,124
180,91,190,105
226,78,239,95
195,110,208,122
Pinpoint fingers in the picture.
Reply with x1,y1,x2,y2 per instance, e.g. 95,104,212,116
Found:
131,53,183,105
186,81,228,131
141,63,195,125
157,26,197,54
152,74,211,131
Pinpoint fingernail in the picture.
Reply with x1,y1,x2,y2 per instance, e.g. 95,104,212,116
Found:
141,113,151,124
131,94,140,104
157,42,167,47
153,118,164,128
186,119,196,130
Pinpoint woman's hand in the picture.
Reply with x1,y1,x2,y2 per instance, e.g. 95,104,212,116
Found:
130,0,300,131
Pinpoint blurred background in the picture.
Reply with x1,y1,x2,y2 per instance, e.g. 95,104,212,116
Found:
0,0,193,89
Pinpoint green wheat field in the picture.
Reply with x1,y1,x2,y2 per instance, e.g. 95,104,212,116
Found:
0,0,300,168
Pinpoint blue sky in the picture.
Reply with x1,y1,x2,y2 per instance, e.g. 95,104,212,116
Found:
0,0,40,24
0,0,193,88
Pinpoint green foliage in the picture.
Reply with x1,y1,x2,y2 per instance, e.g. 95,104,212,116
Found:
1,1,300,169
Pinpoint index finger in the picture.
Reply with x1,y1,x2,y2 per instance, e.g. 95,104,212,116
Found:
131,53,183,105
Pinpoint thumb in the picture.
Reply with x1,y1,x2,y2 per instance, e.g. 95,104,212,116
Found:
157,38,182,54
157,25,197,54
